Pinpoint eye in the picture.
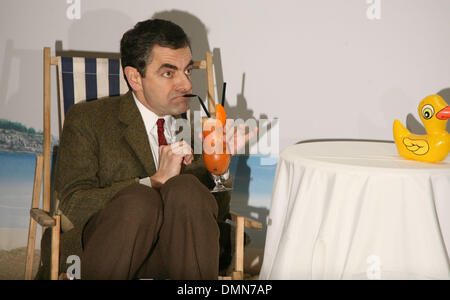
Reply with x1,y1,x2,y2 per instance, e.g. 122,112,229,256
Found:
184,68,192,76
422,104,434,120
162,71,172,78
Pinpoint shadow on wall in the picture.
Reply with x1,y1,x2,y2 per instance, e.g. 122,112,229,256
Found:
297,88,450,145
54,9,138,58
153,10,275,273
296,138,394,144
56,9,134,138
65,9,134,56
56,9,134,58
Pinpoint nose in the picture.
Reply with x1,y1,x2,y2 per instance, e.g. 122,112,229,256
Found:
175,72,192,93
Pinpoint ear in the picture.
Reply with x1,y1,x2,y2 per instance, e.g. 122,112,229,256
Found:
124,66,143,92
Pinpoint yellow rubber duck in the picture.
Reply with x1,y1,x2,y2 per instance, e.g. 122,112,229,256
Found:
393,94,450,163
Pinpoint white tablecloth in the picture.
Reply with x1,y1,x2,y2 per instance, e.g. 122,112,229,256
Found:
259,141,450,280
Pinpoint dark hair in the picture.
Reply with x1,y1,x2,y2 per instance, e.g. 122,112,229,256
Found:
120,19,190,80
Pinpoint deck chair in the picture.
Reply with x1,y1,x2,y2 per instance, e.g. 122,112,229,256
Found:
25,46,261,280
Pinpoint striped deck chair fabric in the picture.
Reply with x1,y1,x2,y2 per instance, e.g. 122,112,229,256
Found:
57,57,129,129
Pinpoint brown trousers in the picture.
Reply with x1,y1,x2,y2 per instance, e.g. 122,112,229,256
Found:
80,174,220,280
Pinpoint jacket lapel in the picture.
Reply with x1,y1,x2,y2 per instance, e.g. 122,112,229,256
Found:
119,91,157,177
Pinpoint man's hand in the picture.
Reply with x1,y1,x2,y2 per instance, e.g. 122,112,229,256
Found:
150,140,193,188
224,121,258,156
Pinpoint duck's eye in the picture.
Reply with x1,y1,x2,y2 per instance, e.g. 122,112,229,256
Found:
422,104,434,120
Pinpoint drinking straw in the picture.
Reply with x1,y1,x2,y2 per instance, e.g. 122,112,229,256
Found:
195,95,211,118
184,94,210,117
221,82,227,107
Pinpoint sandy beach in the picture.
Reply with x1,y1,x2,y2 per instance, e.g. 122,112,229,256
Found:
0,247,261,280
0,247,40,280
0,227,41,280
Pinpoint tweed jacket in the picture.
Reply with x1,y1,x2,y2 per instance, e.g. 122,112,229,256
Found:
37,91,231,278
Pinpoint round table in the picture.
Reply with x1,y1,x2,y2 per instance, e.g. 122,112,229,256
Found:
259,141,450,280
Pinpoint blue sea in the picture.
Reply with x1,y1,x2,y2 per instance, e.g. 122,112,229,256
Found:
0,152,38,229
0,152,278,249
229,155,278,204
229,154,278,249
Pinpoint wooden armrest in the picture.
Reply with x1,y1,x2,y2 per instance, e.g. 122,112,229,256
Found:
193,60,207,69
229,211,263,230
30,208,56,227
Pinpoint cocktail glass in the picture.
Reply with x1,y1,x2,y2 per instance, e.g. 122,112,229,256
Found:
202,118,232,193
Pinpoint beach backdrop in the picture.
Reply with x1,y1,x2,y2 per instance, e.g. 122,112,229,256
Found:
0,145,277,252
0,119,277,279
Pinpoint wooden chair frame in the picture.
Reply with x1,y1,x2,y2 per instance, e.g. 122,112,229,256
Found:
25,47,261,280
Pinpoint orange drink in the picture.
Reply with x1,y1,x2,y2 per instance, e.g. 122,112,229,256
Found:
202,117,231,176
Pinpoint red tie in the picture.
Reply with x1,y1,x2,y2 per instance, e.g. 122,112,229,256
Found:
157,118,167,146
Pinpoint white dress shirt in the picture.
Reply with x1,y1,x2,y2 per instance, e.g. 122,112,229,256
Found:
133,92,175,187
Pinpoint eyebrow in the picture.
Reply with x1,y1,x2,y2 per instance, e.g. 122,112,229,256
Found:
158,60,194,72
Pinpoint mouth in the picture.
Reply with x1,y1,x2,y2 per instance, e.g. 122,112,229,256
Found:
172,94,192,102
436,106,450,120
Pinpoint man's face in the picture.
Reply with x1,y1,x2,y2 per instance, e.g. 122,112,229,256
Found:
140,45,193,117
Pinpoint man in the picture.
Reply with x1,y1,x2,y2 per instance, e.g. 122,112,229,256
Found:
37,19,256,280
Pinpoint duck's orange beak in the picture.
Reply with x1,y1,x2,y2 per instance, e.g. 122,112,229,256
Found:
437,106,450,120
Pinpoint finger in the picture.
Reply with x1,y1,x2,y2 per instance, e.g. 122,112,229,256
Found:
226,127,237,143
172,141,192,156
181,145,193,157
237,124,247,134
179,140,192,154
226,125,249,144
182,143,194,164
169,140,183,153
224,120,234,134
230,126,259,155
246,126,258,142
183,154,194,165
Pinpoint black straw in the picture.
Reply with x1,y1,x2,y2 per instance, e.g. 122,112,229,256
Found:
184,93,211,118
196,95,211,118
221,82,227,107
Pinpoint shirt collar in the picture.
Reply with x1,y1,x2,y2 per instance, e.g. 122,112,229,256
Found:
132,92,174,133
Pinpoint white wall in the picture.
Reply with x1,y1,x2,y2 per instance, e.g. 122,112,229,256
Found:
1,0,450,260
2,0,450,150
